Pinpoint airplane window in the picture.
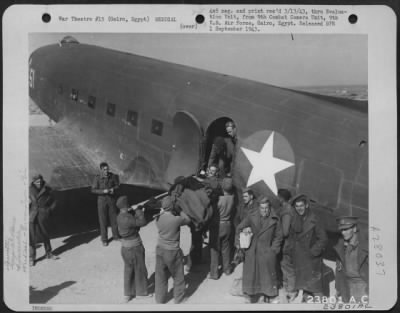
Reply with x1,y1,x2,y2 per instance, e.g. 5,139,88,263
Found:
127,110,138,126
88,96,96,109
71,89,78,101
106,102,116,117
151,119,163,136
58,85,63,94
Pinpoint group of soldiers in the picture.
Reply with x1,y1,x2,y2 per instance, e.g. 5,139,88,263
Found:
29,164,368,305
28,121,368,305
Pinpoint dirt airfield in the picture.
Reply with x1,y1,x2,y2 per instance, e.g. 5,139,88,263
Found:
30,218,335,307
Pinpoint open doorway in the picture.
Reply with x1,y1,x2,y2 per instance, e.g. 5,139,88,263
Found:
165,112,202,184
202,117,236,174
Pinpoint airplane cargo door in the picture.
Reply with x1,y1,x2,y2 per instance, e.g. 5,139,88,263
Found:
165,112,202,184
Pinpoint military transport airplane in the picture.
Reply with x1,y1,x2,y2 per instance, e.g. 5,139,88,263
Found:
29,36,368,232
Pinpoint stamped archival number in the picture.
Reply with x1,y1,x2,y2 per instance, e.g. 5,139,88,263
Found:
370,226,386,276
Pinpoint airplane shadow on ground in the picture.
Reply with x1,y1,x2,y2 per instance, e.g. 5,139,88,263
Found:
30,281,76,304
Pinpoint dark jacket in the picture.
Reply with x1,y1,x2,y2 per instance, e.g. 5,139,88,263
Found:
334,234,369,302
91,172,120,201
208,136,236,176
289,210,328,293
236,209,283,296
234,200,258,228
29,182,56,223
176,188,213,231
277,202,293,254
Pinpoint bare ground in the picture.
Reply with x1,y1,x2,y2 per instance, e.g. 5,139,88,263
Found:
30,220,335,306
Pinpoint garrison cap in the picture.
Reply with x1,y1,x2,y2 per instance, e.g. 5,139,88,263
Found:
32,173,43,182
336,216,358,231
290,193,308,205
116,196,129,209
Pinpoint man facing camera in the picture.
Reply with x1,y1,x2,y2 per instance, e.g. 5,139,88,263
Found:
289,194,327,301
236,197,283,303
91,162,120,246
334,216,368,303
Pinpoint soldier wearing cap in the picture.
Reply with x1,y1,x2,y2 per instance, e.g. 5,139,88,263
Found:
207,121,237,178
116,196,150,303
334,216,368,303
155,196,191,304
29,174,59,266
289,194,327,301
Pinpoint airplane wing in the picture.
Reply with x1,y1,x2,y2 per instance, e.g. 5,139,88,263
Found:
286,88,368,113
29,126,99,190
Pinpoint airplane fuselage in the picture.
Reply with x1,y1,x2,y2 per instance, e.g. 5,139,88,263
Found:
29,38,368,228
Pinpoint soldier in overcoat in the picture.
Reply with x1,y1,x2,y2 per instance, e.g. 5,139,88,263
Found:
289,194,328,299
29,174,58,266
236,197,283,303
334,216,368,303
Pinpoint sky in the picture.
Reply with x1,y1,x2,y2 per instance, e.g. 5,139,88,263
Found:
29,33,367,87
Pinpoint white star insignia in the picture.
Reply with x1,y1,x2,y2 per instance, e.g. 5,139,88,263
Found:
241,132,294,195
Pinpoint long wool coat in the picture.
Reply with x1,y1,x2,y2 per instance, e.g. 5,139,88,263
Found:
289,211,328,293
236,209,283,297
29,182,57,242
334,234,369,302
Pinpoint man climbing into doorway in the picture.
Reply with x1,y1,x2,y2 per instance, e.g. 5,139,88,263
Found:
207,121,237,178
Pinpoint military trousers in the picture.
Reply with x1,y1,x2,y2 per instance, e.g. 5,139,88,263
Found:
186,227,203,269
347,277,368,303
29,213,52,260
209,221,232,278
121,244,148,297
155,246,185,304
97,197,119,242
